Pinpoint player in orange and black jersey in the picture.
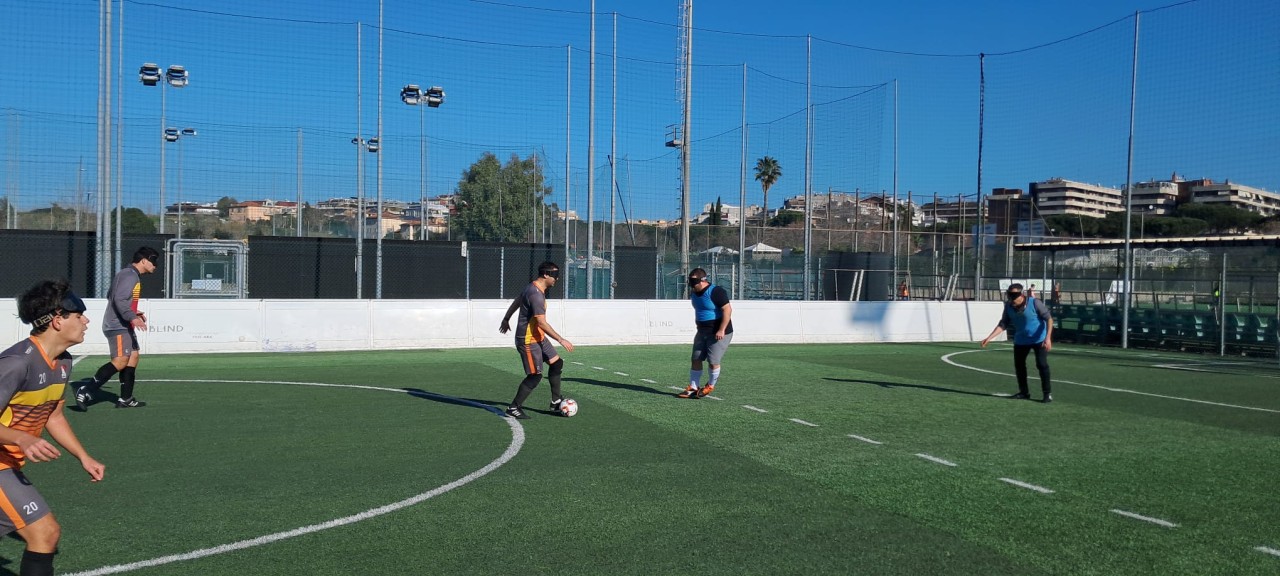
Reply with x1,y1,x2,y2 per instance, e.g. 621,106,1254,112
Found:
498,261,575,419
76,246,158,410
0,279,105,576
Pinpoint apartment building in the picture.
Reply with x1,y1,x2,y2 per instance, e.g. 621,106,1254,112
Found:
1029,178,1124,218
1189,180,1280,216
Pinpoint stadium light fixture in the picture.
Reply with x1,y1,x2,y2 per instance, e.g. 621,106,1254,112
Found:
401,84,445,240
141,63,189,234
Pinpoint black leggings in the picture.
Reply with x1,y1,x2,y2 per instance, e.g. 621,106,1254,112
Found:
1012,344,1051,396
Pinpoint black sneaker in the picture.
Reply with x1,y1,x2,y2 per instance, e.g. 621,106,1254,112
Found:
116,397,147,408
505,405,531,420
74,386,93,411
1008,392,1031,400
550,399,563,412
1042,394,1053,404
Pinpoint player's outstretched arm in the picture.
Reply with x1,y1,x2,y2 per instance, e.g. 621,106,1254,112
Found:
498,299,520,334
532,315,574,353
980,325,1005,348
45,404,105,482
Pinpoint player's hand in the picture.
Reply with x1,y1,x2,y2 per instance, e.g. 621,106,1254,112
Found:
137,311,147,321
498,320,510,334
559,339,575,353
1043,340,1053,352
131,317,147,331
980,338,989,348
80,456,105,482
17,437,60,463
714,330,725,340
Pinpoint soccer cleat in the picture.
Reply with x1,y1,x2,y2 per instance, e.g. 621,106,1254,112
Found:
550,398,563,412
697,384,716,398
1042,394,1053,404
505,405,531,420
115,397,147,408
1008,392,1031,400
74,386,93,411
676,386,699,399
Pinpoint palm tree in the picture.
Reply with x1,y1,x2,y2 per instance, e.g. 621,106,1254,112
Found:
754,156,781,232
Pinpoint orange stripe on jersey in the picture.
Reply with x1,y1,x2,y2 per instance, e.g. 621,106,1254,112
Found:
26,337,58,371
0,492,25,530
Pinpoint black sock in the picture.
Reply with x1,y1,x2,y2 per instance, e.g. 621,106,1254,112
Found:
120,366,136,399
90,363,118,391
20,550,55,576
511,374,542,408
548,359,564,402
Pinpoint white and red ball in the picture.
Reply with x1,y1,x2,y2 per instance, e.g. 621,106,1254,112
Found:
559,398,579,417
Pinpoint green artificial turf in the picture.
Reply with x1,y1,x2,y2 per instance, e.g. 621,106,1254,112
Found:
2,343,1276,575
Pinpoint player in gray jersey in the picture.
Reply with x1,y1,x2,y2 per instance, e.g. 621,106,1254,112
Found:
0,279,105,576
76,246,158,410
498,261,574,419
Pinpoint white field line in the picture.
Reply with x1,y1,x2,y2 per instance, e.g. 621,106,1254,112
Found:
64,379,524,576
613,371,629,376
1109,509,1178,528
914,453,957,467
847,434,882,445
942,349,1280,413
998,477,1055,494
592,366,606,371
669,385,685,392
742,405,768,413
789,418,819,427
1255,546,1280,558
570,361,584,365
640,378,657,384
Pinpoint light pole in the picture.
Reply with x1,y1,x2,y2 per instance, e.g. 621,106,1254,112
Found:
139,63,187,234
165,127,197,238
400,84,444,240
1140,204,1154,238
351,136,378,244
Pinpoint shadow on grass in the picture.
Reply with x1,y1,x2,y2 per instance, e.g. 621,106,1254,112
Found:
401,387,507,417
0,534,17,575
402,387,572,417
823,377,999,398
564,376,669,397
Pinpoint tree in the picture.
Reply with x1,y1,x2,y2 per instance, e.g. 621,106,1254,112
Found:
770,211,803,227
452,152,551,242
709,196,724,226
110,207,156,234
1174,203,1262,234
753,156,781,228
216,196,239,218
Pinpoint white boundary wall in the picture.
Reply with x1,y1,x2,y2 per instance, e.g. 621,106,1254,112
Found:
0,299,1001,355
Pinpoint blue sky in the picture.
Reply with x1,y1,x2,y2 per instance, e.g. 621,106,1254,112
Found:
2,0,1277,223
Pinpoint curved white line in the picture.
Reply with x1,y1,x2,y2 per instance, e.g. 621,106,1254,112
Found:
65,379,524,576
941,349,1280,414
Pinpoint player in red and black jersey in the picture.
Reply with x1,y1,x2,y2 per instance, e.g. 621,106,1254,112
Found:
0,279,105,576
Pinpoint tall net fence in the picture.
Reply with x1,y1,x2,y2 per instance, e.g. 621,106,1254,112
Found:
2,0,1278,312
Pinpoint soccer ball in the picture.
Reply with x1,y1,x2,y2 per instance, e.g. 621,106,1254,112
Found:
558,399,579,417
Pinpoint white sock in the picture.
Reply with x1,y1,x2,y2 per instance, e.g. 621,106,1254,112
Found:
689,370,702,389
709,368,721,386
